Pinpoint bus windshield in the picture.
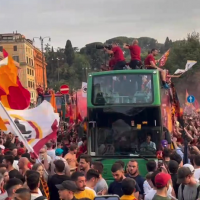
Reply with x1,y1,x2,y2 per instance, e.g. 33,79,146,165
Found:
92,74,153,105
37,96,64,108
90,107,161,156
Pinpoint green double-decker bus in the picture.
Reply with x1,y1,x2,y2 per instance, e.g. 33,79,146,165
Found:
87,69,165,183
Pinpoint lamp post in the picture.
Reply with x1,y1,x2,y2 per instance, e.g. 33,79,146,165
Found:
33,36,51,90
52,57,64,82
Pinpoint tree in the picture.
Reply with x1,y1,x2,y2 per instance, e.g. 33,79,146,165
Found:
44,43,51,53
164,37,171,51
165,32,200,103
64,40,75,66
73,47,79,52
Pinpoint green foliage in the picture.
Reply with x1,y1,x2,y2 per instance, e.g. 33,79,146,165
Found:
165,32,200,102
64,40,75,66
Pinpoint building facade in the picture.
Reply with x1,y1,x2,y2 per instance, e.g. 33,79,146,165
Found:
34,47,47,89
0,33,36,103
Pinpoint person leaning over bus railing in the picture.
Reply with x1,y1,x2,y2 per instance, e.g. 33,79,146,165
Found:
104,42,126,70
144,49,169,89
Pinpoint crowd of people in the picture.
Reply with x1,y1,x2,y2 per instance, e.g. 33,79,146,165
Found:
0,110,200,200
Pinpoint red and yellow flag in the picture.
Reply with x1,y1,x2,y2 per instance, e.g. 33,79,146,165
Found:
0,51,30,109
159,49,170,67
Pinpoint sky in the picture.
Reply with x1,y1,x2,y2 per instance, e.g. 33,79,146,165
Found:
0,0,200,49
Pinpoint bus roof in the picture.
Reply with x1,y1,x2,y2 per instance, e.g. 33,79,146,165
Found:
89,69,157,76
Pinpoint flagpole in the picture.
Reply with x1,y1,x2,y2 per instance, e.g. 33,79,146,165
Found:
0,101,34,153
0,101,49,175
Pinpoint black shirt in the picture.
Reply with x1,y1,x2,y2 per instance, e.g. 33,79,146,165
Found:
9,169,25,183
126,174,145,195
48,174,70,200
171,173,180,197
108,179,140,197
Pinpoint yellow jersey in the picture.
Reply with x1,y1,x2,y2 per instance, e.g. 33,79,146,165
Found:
74,188,95,200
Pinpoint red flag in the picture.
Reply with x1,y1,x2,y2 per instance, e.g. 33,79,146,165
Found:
159,49,170,67
194,99,200,111
185,90,189,105
3,49,8,58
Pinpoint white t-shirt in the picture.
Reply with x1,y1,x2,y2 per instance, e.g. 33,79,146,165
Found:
143,180,152,195
36,155,52,164
85,187,97,196
47,149,56,160
13,160,19,171
194,168,200,180
78,141,83,147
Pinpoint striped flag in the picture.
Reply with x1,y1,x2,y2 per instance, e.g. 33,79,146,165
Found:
0,100,59,155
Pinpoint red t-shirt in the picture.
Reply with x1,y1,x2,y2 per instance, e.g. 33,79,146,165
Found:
129,45,141,61
112,46,125,62
76,144,87,158
109,58,116,70
144,54,156,66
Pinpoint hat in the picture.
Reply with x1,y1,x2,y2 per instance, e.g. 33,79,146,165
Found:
161,140,168,148
55,148,64,156
56,180,77,192
17,148,25,155
183,164,195,173
155,173,171,188
177,166,193,183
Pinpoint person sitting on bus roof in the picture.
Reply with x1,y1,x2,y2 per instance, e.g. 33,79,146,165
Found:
140,135,156,150
104,42,126,70
123,40,141,69
144,49,169,89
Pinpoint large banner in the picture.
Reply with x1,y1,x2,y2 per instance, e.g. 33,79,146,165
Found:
0,101,59,154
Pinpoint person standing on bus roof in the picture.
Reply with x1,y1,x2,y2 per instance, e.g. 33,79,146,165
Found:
104,42,126,70
123,40,141,69
144,49,169,89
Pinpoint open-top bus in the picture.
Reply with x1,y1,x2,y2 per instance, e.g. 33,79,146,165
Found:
87,69,175,184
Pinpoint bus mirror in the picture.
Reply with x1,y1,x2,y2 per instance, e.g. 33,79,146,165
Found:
94,195,120,200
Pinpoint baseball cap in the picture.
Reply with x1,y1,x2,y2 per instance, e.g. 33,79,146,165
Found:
17,148,25,155
155,173,171,188
183,164,195,173
177,166,193,183
55,148,63,156
161,140,168,148
56,180,77,192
